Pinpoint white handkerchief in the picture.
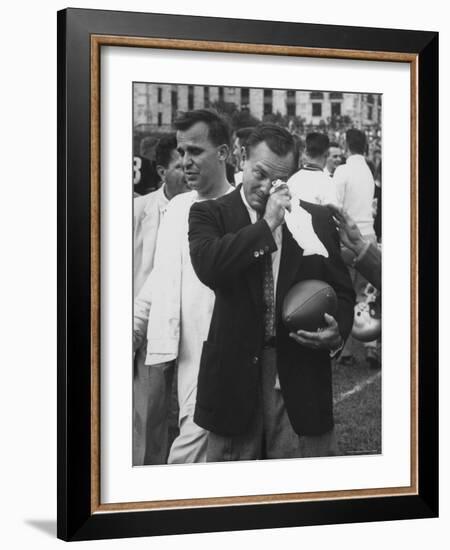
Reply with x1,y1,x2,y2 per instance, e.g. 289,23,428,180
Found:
285,201,329,258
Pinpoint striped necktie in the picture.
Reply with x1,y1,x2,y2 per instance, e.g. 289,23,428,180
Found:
262,252,276,342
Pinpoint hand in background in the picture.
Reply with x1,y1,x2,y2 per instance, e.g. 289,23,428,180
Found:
326,203,366,255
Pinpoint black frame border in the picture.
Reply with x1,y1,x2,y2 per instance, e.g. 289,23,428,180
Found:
57,8,438,541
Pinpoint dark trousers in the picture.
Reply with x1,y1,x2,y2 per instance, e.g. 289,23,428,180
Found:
132,344,173,465
206,347,337,462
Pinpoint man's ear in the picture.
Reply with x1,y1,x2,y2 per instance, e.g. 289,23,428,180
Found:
240,146,247,165
156,165,166,181
217,144,229,161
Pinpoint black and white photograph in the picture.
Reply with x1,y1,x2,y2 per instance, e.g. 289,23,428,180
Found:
132,82,383,467
51,5,439,543
0,0,443,545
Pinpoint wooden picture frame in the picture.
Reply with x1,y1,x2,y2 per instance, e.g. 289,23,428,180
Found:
57,7,438,541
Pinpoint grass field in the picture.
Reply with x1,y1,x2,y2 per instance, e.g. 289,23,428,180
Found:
167,340,382,459
333,341,382,456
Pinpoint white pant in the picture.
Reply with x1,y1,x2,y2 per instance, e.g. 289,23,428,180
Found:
167,399,207,464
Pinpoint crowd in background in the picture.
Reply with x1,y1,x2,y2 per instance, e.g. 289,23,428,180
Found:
132,109,382,466
134,119,382,206
133,118,382,257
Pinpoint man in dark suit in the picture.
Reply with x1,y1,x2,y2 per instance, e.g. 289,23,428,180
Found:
188,124,355,461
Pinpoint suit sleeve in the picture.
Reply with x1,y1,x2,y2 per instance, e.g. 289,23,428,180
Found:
188,200,277,290
354,242,381,290
133,270,153,351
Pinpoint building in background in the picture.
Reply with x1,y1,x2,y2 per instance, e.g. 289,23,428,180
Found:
133,83,382,136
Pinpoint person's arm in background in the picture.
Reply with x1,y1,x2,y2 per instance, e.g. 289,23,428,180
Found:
323,176,339,206
332,165,346,208
327,204,381,290
133,271,154,352
351,241,381,291
133,196,180,353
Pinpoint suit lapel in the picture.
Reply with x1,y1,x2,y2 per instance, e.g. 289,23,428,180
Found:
222,187,263,309
223,186,251,230
276,224,304,318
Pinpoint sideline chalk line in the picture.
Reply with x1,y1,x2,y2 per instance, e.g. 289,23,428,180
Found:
334,371,381,405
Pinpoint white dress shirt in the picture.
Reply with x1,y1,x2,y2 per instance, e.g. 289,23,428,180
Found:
234,170,243,185
333,154,375,237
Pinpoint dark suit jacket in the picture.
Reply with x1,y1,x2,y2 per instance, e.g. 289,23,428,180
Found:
188,188,355,437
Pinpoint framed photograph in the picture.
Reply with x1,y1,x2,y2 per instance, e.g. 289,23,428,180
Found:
57,8,438,541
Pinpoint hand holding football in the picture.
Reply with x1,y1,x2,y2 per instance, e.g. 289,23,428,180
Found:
282,279,338,332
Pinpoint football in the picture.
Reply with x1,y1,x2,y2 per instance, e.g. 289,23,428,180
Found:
282,279,338,332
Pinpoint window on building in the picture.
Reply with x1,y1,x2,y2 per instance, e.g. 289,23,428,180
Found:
158,112,162,126
157,87,162,103
329,92,343,100
312,102,322,117
367,105,373,120
287,90,296,116
331,102,341,116
310,91,324,100
204,87,210,107
171,90,178,111
241,87,250,106
188,86,194,110
263,89,273,115
218,87,224,102
367,94,374,104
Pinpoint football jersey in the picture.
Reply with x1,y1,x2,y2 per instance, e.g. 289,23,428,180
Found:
133,155,160,195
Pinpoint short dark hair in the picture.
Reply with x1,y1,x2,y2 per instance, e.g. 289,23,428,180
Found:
292,133,305,155
139,136,158,158
235,126,255,146
155,134,178,168
346,128,367,155
245,123,298,167
174,109,231,148
305,132,330,158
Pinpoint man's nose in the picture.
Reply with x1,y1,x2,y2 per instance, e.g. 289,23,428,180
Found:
182,153,192,168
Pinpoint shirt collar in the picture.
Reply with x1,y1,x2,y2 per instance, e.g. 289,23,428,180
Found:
302,161,324,172
240,185,258,224
347,154,365,164
158,184,169,213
